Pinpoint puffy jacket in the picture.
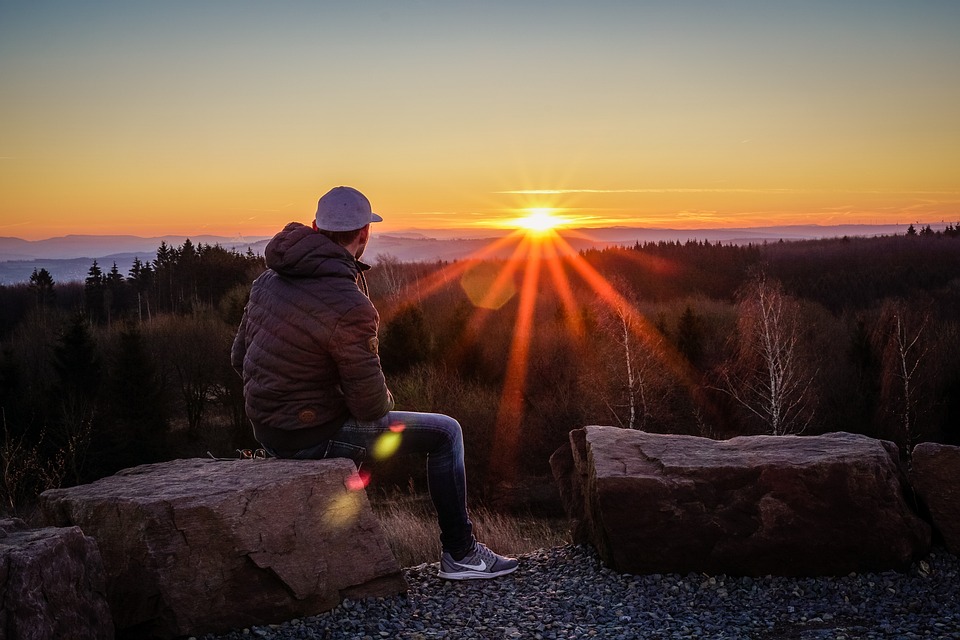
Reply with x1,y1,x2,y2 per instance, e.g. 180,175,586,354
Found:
231,222,394,451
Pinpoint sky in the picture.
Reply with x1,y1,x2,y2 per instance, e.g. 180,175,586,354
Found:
1,1,959,240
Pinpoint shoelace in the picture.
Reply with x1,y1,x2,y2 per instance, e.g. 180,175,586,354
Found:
473,543,498,567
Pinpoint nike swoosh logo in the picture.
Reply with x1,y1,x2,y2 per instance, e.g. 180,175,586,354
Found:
455,559,487,571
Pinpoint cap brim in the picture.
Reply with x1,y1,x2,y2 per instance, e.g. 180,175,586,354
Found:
371,213,383,223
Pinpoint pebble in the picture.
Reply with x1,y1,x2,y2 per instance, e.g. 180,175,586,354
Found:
200,545,960,640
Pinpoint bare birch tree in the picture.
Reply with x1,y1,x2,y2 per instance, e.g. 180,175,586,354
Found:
374,254,408,304
877,301,930,457
598,281,666,431
717,273,816,435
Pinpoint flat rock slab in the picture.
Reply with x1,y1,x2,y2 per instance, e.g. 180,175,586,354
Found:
911,442,960,554
552,427,930,577
39,458,405,639
0,517,113,640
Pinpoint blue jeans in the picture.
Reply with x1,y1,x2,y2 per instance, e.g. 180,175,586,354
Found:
266,411,475,556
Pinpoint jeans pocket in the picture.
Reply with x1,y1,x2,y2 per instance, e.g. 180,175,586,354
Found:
324,440,367,465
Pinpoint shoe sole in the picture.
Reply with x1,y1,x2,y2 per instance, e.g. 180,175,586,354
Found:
438,565,518,580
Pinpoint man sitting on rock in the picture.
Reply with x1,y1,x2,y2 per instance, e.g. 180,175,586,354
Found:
231,186,518,580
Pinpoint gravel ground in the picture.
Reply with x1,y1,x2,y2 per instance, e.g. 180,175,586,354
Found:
200,545,960,640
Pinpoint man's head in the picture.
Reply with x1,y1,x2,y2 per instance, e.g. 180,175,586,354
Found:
314,186,383,259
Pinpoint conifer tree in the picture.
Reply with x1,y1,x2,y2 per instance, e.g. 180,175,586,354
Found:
153,241,176,312
84,261,105,323
104,262,126,325
101,324,167,471
128,257,154,322
381,304,430,373
52,313,100,482
28,268,55,312
676,305,704,367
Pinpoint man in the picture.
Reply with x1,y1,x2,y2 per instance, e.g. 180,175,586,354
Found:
231,186,517,580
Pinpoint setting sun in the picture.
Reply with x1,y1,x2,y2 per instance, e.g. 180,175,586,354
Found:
515,208,566,234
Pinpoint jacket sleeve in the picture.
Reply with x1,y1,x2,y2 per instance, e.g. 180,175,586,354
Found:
330,302,395,421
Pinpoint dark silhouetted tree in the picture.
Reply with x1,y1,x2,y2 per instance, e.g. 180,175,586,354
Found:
104,261,127,325
84,261,105,323
28,268,55,310
381,304,430,374
843,316,882,435
676,305,704,367
52,313,100,482
128,257,154,322
153,241,176,311
100,324,168,471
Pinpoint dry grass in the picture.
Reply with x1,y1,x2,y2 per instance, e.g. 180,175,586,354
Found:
370,493,570,568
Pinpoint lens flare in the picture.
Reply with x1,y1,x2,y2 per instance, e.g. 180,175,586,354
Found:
344,468,371,492
513,208,568,234
372,431,402,459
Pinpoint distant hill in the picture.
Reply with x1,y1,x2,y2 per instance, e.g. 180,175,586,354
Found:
0,235,270,285
0,224,927,285
0,234,269,261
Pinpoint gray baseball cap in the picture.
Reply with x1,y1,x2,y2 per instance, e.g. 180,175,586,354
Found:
315,186,384,232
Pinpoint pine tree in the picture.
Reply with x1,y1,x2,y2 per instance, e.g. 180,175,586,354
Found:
101,324,167,471
84,261,105,323
128,257,154,322
676,305,704,367
380,304,430,373
104,262,126,325
153,242,175,312
52,313,100,482
178,239,198,310
28,268,55,309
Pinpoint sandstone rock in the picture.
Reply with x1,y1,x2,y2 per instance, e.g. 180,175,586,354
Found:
38,458,405,639
0,517,113,640
552,426,930,576
911,442,960,554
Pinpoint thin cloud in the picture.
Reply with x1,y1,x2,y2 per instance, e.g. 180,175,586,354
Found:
496,188,960,196
0,220,31,229
495,188,800,195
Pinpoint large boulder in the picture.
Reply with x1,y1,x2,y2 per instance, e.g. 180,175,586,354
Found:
0,517,113,640
911,442,960,554
551,427,930,577
38,458,405,639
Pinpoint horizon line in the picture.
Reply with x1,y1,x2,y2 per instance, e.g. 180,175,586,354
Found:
4,220,952,244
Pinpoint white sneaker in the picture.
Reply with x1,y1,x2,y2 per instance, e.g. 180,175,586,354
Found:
438,542,519,580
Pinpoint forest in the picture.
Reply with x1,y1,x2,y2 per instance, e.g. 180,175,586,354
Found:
2,226,960,515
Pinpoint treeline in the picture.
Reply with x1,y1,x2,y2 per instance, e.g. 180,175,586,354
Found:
16,239,265,330
0,241,263,513
2,231,960,514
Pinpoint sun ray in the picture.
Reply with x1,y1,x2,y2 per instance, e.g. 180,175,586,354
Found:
378,229,526,323
490,234,543,479
551,234,713,412
541,230,584,338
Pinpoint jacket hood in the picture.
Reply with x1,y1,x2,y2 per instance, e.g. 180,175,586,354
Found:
264,222,362,279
